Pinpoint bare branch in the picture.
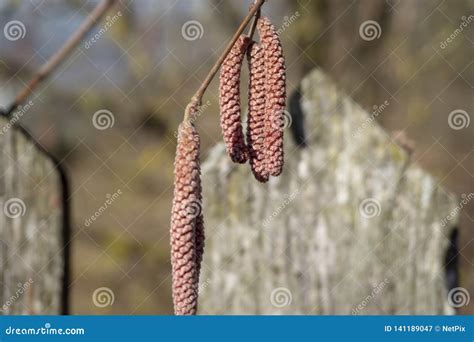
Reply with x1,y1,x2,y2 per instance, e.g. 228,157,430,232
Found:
184,0,265,121
5,0,116,117
246,7,261,39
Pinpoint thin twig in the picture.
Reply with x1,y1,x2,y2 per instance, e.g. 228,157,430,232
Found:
185,0,265,121
4,0,116,117
246,7,260,39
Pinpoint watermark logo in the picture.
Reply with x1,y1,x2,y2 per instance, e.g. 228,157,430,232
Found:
447,287,470,308
441,193,473,227
186,199,202,219
262,189,300,228
174,100,212,138
5,322,85,335
4,198,26,218
84,11,122,49
0,100,34,136
359,198,381,218
270,287,292,308
352,100,389,138
92,287,115,308
84,189,122,227
440,15,474,49
271,110,293,130
1,278,34,312
359,20,382,41
181,20,204,41
197,278,211,295
448,109,470,130
276,11,301,36
3,20,26,41
352,278,390,314
92,109,115,130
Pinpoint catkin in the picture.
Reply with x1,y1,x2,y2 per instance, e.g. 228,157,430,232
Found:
247,42,269,183
170,120,203,315
258,16,286,176
195,182,205,280
219,35,250,164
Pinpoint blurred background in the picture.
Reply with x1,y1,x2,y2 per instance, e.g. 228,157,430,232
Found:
0,0,472,314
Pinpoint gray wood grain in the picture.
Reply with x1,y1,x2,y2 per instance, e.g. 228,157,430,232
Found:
0,118,64,315
199,69,458,315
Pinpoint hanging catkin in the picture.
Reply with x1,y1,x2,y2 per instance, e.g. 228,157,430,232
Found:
258,16,286,176
246,41,269,182
170,120,203,315
195,177,205,280
219,35,250,164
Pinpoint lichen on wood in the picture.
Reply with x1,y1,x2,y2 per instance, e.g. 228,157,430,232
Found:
0,118,65,315
199,69,458,315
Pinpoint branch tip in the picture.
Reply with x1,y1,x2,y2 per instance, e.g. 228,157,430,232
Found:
5,0,116,118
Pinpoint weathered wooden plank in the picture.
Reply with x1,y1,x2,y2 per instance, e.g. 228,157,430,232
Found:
199,69,459,315
0,116,66,315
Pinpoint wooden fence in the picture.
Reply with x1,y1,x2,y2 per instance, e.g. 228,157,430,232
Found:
199,69,459,315
0,119,68,315
0,68,460,315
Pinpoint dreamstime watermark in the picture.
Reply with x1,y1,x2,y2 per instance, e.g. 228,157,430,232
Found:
262,188,300,228
186,199,202,219
270,287,292,308
448,109,470,130
271,110,293,130
181,20,204,41
441,193,473,228
197,278,211,295
92,287,115,308
1,278,34,312
352,100,389,138
3,198,26,218
84,189,122,227
0,100,34,136
359,20,381,41
447,287,470,308
352,278,390,314
174,100,212,138
276,11,301,36
359,198,381,218
92,109,115,130
84,11,122,49
5,323,85,336
3,20,26,41
440,15,474,49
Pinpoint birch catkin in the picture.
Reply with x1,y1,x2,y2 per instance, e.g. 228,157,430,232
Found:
247,42,269,182
219,35,250,164
170,120,203,315
258,16,286,176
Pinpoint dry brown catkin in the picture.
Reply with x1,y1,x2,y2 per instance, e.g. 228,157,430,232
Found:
170,120,203,315
219,35,250,164
247,41,269,183
258,16,286,177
